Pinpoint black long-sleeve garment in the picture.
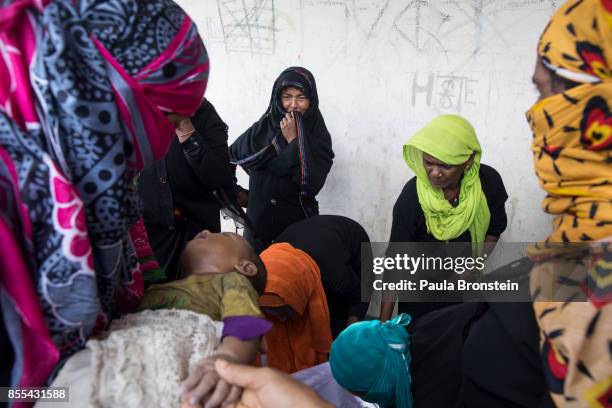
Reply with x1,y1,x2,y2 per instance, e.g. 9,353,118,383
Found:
275,215,372,338
388,163,509,319
229,67,334,252
138,99,233,281
389,163,508,243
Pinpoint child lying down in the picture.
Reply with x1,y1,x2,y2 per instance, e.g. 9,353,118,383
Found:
36,230,271,408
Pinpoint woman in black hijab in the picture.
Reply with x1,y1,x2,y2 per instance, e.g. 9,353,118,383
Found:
230,67,334,252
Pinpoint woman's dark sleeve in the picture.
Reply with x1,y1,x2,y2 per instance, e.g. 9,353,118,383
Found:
389,181,419,243
266,138,299,176
482,166,509,238
266,123,334,198
320,256,365,318
269,125,332,197
303,126,334,197
349,224,373,320
181,100,233,189
324,264,362,304
228,118,280,171
330,264,370,321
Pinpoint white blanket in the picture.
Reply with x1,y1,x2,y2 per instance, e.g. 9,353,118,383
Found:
36,309,223,408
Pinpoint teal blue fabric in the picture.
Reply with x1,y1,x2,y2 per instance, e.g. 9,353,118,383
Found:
329,314,412,408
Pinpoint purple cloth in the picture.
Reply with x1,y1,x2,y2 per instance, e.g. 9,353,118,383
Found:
222,316,272,340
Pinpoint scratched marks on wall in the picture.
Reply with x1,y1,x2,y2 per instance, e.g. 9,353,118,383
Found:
389,1,486,53
217,0,276,55
387,0,556,55
392,0,447,51
210,0,555,59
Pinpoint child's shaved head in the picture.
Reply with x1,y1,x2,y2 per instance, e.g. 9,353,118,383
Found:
181,230,267,294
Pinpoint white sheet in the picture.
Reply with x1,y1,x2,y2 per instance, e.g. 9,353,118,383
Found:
292,363,378,408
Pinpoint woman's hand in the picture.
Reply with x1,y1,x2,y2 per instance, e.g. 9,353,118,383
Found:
181,336,261,407
181,353,242,408
213,359,333,408
280,112,297,143
175,118,197,143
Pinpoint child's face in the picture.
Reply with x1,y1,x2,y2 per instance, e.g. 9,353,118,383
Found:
187,230,250,259
182,230,253,273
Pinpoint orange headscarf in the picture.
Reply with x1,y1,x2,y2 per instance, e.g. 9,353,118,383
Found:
259,243,332,373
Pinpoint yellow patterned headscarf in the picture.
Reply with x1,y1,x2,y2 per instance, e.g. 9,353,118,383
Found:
526,2,612,407
526,0,612,244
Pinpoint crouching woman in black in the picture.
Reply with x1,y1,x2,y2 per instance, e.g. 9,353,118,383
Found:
381,115,509,321
275,215,373,338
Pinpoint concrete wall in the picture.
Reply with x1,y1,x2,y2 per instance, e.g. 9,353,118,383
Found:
175,0,560,243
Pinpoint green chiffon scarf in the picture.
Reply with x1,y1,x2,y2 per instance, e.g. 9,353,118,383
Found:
403,114,490,247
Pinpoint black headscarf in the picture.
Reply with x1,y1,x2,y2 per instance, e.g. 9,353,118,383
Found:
269,66,319,122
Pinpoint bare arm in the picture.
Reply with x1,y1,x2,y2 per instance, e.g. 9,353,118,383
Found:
484,234,499,258
380,297,396,322
214,336,259,365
